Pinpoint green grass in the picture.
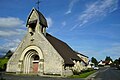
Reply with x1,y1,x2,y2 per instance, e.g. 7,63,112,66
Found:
69,70,96,78
0,58,9,70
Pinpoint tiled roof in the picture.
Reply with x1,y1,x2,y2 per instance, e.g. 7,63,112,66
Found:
46,33,81,66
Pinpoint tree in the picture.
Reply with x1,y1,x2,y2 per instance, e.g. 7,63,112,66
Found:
114,59,119,65
3,50,13,59
114,58,120,69
91,57,98,66
0,50,13,71
105,56,113,65
105,56,113,62
119,58,120,64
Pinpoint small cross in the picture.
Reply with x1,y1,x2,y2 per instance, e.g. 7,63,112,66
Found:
36,0,41,11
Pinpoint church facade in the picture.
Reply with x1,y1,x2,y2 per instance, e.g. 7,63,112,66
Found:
6,8,88,76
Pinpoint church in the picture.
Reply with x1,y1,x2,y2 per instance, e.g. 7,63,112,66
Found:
6,8,88,76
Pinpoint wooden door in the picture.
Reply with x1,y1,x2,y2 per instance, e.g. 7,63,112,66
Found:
33,62,38,73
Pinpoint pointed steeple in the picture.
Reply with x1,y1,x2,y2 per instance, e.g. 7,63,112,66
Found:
26,8,48,36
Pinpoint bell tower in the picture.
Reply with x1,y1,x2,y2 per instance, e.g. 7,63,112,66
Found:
26,8,48,36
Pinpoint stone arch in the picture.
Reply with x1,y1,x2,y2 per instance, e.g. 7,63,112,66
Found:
20,46,43,61
19,46,44,74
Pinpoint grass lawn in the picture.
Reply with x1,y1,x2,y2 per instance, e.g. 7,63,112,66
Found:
0,58,9,71
69,70,96,78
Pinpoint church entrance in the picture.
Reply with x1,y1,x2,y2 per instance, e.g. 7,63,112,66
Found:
20,46,44,75
23,50,40,74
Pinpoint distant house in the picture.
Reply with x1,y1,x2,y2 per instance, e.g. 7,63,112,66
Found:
98,60,105,66
3,50,13,59
87,60,95,68
98,60,112,66
105,60,112,65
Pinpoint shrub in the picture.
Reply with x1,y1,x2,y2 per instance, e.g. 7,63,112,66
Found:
73,70,81,75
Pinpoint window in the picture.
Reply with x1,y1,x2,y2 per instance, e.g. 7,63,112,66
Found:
33,55,39,60
28,20,37,35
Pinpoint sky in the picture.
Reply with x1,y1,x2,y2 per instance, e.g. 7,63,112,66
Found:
0,0,120,61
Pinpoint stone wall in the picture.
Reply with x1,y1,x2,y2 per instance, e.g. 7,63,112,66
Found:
7,29,64,75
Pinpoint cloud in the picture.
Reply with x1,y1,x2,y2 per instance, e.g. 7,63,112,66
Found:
65,0,79,14
71,0,118,30
100,43,120,60
0,17,26,55
0,30,19,37
16,29,26,34
0,17,26,37
78,45,120,60
46,17,53,27
0,29,26,37
62,21,66,26
6,39,21,51
0,39,21,54
110,23,120,27
0,17,24,27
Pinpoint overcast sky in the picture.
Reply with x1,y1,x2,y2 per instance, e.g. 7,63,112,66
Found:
0,0,120,60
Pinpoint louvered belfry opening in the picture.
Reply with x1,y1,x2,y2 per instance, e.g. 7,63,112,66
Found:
28,20,37,35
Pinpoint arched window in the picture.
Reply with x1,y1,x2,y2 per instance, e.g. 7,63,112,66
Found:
33,55,39,60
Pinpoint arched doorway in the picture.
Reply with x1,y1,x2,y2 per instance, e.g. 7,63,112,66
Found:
19,46,44,74
23,50,40,74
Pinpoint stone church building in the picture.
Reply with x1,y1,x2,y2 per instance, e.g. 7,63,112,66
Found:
6,8,88,76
